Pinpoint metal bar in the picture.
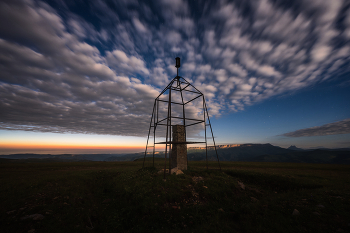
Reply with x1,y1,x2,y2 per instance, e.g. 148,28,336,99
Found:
156,123,169,126
170,86,201,95
157,117,168,124
157,79,175,99
204,100,221,171
143,101,156,168
163,86,171,179
203,96,208,170
168,87,172,175
185,94,203,105
181,77,203,95
171,116,204,122
185,121,204,127
157,99,159,125
155,141,206,144
179,87,187,168
157,99,183,106
181,89,202,95
181,83,191,91
153,102,156,167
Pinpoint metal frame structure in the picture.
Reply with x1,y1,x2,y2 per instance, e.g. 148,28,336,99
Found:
143,59,221,178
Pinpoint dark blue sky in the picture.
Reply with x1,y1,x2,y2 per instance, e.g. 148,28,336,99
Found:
0,0,349,153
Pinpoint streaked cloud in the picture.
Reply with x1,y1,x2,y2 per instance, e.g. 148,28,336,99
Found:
0,0,349,137
283,119,350,137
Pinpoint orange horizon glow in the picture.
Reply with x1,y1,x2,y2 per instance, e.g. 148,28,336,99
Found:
0,142,144,150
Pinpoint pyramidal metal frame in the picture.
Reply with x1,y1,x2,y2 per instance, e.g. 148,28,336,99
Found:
143,61,221,178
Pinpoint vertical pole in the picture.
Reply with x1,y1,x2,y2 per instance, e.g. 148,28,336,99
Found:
164,82,173,179
179,83,188,167
153,100,156,167
143,101,156,168
203,96,208,170
168,86,172,175
204,100,221,171
155,99,159,167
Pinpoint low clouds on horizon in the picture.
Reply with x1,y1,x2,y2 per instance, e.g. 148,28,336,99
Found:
0,0,350,137
283,118,350,137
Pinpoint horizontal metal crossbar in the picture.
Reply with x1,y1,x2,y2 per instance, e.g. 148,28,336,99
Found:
157,99,183,105
186,121,204,127
155,141,206,144
169,86,202,95
171,116,204,122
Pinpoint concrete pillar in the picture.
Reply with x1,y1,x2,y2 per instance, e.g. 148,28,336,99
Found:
171,125,187,170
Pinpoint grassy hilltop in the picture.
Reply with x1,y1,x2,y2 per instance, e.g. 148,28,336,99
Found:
1,159,350,232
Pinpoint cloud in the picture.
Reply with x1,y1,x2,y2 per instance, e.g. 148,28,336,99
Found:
0,0,349,137
283,119,350,137
106,49,149,75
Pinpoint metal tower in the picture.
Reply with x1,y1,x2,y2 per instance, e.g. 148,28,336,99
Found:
143,57,221,178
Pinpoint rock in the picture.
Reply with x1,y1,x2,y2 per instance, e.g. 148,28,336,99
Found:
6,210,16,215
192,176,204,183
316,204,325,208
171,167,178,173
218,208,224,212
250,197,258,202
176,170,184,175
28,229,35,233
203,186,208,189
313,212,320,215
158,169,170,174
292,209,300,215
21,214,45,221
237,181,245,190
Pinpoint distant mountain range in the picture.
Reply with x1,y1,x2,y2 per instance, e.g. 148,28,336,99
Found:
186,143,350,164
1,143,350,164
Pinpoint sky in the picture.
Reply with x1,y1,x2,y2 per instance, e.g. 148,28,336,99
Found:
0,0,350,154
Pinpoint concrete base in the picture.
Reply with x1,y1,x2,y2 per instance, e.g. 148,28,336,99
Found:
171,125,187,170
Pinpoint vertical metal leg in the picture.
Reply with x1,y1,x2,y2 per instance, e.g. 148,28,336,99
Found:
204,100,221,171
203,96,208,170
180,87,187,167
143,101,156,168
168,87,172,175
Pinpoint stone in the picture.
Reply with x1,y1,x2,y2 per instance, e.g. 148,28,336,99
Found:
6,210,16,215
313,212,320,215
237,181,245,190
316,204,325,208
250,197,258,202
28,229,35,233
21,214,45,221
292,209,300,215
175,170,184,175
192,176,204,183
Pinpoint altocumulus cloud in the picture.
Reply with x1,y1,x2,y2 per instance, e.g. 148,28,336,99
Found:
0,0,349,137
283,119,350,137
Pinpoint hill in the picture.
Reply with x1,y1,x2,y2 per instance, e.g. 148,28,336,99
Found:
1,160,349,232
188,143,350,164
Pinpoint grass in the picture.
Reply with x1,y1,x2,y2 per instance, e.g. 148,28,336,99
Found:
0,159,349,232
